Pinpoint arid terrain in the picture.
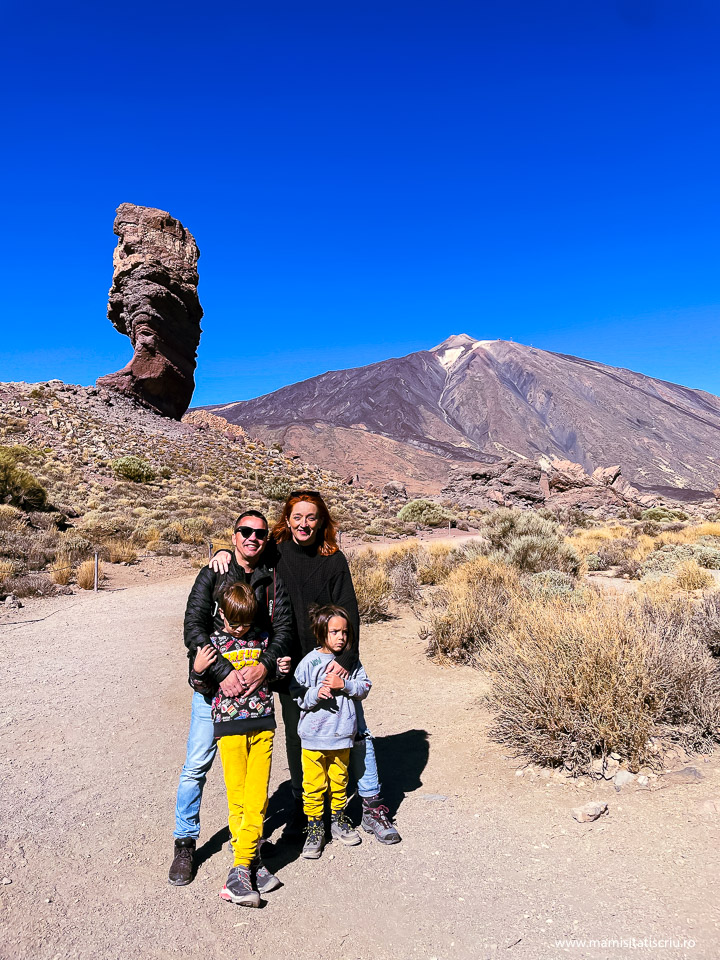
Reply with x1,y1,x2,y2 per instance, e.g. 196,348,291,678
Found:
2,560,719,960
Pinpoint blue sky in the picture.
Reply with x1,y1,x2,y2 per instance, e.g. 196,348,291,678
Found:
2,0,719,405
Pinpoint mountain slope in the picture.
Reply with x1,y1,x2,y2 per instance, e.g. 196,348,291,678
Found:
202,335,720,495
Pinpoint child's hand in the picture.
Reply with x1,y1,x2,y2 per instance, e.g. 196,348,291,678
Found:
317,685,334,700
321,673,345,692
194,644,217,673
276,656,292,676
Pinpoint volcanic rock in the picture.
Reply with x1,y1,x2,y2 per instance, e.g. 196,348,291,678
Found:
97,203,203,419
442,458,656,518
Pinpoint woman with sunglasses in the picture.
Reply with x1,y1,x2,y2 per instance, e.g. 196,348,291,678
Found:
213,491,401,845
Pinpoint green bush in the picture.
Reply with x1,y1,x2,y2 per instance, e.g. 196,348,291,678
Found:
111,456,156,483
0,448,48,511
398,499,452,527
482,509,581,575
641,507,688,522
641,543,720,578
585,553,606,571
263,477,293,502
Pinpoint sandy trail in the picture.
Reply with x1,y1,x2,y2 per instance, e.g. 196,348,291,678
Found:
1,574,719,960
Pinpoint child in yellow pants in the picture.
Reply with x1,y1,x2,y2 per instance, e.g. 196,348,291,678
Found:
290,605,372,859
190,582,289,906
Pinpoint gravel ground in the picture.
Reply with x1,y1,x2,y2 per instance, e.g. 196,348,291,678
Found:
2,571,720,960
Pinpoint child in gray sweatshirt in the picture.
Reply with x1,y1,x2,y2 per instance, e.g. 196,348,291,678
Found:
290,604,371,859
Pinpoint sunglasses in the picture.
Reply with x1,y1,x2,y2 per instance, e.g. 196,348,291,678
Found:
225,620,252,630
289,490,321,499
234,526,268,540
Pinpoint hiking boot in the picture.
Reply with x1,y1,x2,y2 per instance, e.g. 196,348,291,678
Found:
301,817,325,859
251,856,281,894
168,837,196,886
361,796,401,844
280,799,306,842
220,865,261,908
331,811,361,846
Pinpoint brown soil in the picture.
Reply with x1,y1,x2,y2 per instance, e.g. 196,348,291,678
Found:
2,567,720,960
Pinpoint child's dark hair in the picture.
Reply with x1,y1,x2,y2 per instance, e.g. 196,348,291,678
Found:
309,604,355,652
218,582,258,625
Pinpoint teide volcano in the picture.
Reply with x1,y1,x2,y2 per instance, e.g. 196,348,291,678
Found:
201,335,720,496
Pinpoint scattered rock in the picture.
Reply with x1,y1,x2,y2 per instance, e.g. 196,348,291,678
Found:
572,801,609,823
637,775,650,787
382,480,408,499
613,770,636,788
660,766,704,786
0,878,11,885
97,203,203,420
4,595,22,609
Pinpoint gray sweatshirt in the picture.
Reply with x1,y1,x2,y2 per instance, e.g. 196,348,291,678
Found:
290,649,371,750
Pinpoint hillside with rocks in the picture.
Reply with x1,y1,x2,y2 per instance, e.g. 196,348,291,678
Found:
203,334,720,497
0,380,403,598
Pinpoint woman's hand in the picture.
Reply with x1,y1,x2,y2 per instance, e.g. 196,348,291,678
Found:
193,644,217,673
209,550,232,574
325,660,349,680
276,656,292,676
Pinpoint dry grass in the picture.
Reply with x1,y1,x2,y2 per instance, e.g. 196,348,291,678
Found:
421,551,720,772
347,550,392,622
77,558,102,590
105,539,138,564
673,560,715,592
49,554,73,585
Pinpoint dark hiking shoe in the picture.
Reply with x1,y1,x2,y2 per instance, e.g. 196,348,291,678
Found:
361,797,401,844
280,800,307,842
168,837,196,886
330,811,361,846
301,817,325,859
220,865,261,908
251,856,281,894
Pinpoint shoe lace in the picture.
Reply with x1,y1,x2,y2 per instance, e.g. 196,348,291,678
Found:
333,811,353,829
176,845,193,861
366,804,392,827
304,819,323,840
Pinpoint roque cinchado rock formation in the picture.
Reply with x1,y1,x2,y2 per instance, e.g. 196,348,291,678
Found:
97,203,203,419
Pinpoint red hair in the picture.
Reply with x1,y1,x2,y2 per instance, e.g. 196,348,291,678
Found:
272,492,339,556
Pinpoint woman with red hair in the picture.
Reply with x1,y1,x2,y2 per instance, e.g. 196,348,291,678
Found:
213,491,400,845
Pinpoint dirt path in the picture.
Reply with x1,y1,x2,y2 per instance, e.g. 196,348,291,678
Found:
2,575,720,960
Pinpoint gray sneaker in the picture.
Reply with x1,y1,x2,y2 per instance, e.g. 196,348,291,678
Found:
331,811,361,846
252,857,281,894
302,817,325,859
220,865,261,907
361,799,401,844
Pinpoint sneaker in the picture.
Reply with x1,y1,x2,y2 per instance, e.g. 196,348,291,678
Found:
280,799,306,843
168,837,195,886
252,857,281,894
361,798,401,844
220,865,261,908
330,811,361,846
301,817,325,859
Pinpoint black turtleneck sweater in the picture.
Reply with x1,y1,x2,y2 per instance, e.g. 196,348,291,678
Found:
276,539,360,673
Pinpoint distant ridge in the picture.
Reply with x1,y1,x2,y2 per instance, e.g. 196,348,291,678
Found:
200,336,720,496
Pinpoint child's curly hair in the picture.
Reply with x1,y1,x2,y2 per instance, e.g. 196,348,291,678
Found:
309,604,355,652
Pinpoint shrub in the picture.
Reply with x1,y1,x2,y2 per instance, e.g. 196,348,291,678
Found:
505,534,581,575
641,507,688,522
347,550,392,622
263,477,293,502
10,573,57,598
596,538,635,568
421,557,520,664
0,505,26,530
486,593,720,773
58,532,93,561
389,554,420,603
585,553,605,571
524,570,578,600
0,449,48,511
417,544,464,584
110,456,156,483
641,543,720,578
398,499,452,527
0,559,16,580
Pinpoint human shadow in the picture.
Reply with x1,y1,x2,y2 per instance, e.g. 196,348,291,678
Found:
264,728,430,870
194,825,230,870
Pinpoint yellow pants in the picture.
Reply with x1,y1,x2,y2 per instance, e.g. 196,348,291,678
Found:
218,729,274,867
301,747,350,818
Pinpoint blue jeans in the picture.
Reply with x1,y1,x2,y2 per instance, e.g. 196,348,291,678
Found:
174,692,217,840
279,694,381,800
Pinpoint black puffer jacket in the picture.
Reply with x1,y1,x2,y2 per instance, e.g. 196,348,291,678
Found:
183,546,292,687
